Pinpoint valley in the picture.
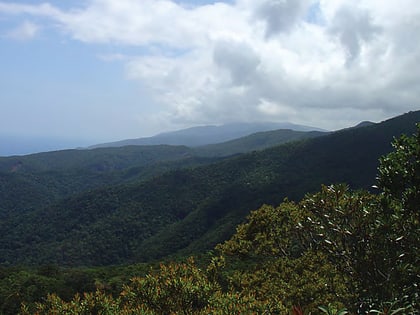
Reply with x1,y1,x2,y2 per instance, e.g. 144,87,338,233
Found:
0,110,419,314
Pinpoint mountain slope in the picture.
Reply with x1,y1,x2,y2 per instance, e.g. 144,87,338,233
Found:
194,129,327,157
0,145,213,214
1,111,419,266
0,145,195,173
0,128,327,215
89,122,326,149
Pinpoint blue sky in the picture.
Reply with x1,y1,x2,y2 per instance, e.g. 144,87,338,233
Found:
0,0,419,155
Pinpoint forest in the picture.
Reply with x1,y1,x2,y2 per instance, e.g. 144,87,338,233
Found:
0,112,419,314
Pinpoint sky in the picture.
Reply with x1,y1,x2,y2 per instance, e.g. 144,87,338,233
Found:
0,0,419,153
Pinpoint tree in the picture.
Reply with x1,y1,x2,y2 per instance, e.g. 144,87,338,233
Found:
376,124,420,309
217,202,351,312
302,125,420,310
378,123,420,212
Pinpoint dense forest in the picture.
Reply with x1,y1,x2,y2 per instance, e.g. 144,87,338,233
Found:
0,111,419,314
1,111,419,267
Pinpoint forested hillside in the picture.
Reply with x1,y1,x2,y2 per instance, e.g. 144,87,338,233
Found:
194,129,326,157
13,123,420,314
1,111,419,267
0,145,219,214
0,128,323,215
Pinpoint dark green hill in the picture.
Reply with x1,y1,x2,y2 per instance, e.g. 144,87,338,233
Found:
0,145,208,213
0,145,195,173
1,111,419,266
194,129,327,157
0,129,326,214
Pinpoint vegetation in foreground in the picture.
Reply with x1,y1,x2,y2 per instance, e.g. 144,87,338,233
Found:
14,125,419,314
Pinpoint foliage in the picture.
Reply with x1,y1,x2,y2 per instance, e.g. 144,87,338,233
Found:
20,291,131,315
368,299,416,315
121,258,217,314
0,263,153,315
217,201,352,312
375,123,420,310
318,304,349,315
300,185,386,302
20,258,284,315
378,122,420,211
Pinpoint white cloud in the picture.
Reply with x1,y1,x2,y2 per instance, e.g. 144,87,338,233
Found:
0,2,60,16
5,20,40,40
0,0,419,131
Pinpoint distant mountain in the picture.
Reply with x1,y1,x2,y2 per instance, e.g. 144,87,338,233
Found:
353,121,376,128
89,122,327,149
1,110,418,266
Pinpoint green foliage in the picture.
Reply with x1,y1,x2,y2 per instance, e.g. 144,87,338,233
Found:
121,258,217,314
0,263,153,315
217,202,352,312
378,122,420,211
368,298,417,315
218,202,307,258
300,185,385,298
21,258,285,314
318,304,349,315
21,291,125,315
376,124,420,310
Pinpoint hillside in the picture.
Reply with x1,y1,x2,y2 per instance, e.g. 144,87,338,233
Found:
194,129,326,157
0,145,213,215
0,145,195,173
0,129,326,215
1,110,418,266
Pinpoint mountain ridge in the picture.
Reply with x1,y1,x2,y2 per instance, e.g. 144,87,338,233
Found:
89,122,328,149
1,110,418,266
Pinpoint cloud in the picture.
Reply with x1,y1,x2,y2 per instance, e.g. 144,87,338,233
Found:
254,0,311,36
0,2,60,16
328,6,382,64
213,39,260,86
5,20,39,40
0,0,419,131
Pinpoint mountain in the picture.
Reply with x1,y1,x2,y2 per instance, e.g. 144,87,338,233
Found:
0,145,218,215
0,145,194,174
89,122,327,149
353,121,376,128
1,110,418,266
0,129,327,214
194,129,327,157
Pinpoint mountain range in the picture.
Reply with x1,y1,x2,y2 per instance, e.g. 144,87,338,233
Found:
0,111,419,266
0,122,326,157
89,122,327,149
